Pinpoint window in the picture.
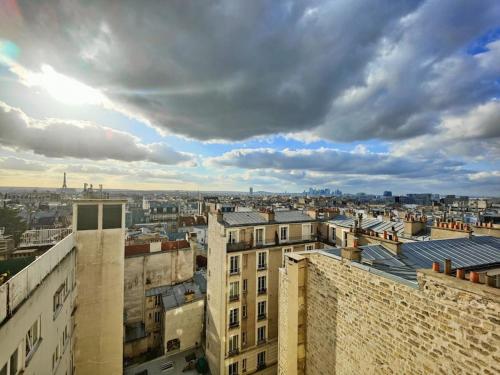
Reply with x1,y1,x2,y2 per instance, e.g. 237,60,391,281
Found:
103,204,122,229
62,326,68,349
280,226,288,241
257,326,266,343
242,279,248,293
166,338,180,352
154,295,161,307
282,247,292,266
53,283,66,317
229,308,239,328
228,335,239,354
228,230,238,244
257,276,267,294
257,252,267,270
0,364,6,375
242,332,247,346
52,345,59,370
257,301,266,320
76,204,98,230
25,318,41,361
242,358,247,372
228,362,238,375
9,349,18,375
154,311,161,323
229,256,240,275
302,223,313,240
242,305,247,318
257,351,266,369
305,244,315,251
229,281,239,301
255,228,264,245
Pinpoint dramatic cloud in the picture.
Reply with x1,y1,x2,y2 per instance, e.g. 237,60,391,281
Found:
0,101,196,165
208,147,465,178
392,100,500,160
3,0,497,143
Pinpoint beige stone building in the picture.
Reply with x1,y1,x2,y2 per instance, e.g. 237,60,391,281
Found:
278,236,500,375
123,239,194,358
205,209,323,375
0,199,126,375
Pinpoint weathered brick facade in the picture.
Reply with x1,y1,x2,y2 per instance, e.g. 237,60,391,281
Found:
279,251,499,375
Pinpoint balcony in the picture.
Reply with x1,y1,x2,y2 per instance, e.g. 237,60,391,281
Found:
257,264,267,271
228,348,240,357
257,337,266,345
228,321,240,329
257,288,267,295
227,234,318,252
229,269,240,276
229,294,240,302
257,363,267,371
257,313,266,321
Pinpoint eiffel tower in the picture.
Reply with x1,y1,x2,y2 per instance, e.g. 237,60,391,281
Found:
62,172,67,189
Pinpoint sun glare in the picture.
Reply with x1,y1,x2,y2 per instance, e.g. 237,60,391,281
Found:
28,64,106,106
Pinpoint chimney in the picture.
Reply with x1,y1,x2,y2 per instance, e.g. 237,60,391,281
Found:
261,208,275,222
216,209,223,222
341,246,362,262
444,259,452,275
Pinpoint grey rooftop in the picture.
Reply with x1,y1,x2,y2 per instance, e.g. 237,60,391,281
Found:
325,236,500,282
222,210,313,226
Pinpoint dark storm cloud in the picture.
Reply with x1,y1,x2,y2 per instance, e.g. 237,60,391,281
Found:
1,0,426,140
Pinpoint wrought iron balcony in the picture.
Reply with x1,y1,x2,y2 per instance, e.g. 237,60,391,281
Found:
227,234,318,252
257,288,267,295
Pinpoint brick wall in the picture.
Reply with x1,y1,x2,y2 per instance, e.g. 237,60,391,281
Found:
302,252,499,375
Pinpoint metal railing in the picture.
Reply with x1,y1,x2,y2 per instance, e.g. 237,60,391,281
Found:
227,234,318,252
0,233,75,324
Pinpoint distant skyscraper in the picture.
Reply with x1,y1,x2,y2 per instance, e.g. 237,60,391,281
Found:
249,187,253,195
383,191,392,197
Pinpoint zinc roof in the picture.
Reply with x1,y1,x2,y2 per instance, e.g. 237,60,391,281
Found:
223,210,313,226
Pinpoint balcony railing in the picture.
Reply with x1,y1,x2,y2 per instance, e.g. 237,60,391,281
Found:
257,363,267,371
257,288,267,295
228,348,240,357
229,321,240,329
229,294,240,302
229,269,240,276
257,264,267,271
257,338,266,345
257,313,266,321
227,234,318,252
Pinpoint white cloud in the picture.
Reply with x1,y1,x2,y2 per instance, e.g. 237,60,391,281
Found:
0,101,196,165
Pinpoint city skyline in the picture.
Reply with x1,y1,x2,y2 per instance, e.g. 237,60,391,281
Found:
1,0,499,195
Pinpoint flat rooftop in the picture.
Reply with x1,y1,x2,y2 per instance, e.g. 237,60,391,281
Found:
145,271,206,310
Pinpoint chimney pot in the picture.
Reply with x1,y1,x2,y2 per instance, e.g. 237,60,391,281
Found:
432,262,440,272
470,271,480,283
444,259,452,275
456,268,465,280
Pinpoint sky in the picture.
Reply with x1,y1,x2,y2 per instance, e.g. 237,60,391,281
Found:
0,0,499,195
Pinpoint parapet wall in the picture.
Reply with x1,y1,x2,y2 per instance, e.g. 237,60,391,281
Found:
303,252,499,375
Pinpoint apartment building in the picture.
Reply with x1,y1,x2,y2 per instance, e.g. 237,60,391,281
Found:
123,239,194,358
206,209,322,375
0,199,126,375
278,237,500,375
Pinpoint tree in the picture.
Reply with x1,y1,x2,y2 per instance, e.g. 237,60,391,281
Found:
0,207,27,246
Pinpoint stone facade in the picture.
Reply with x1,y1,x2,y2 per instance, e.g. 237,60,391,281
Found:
279,251,499,375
